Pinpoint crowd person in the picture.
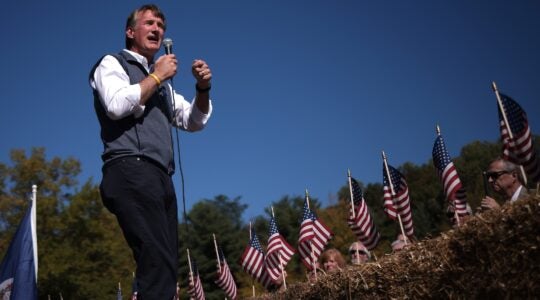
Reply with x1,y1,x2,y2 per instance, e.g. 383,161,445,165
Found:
391,234,410,252
306,261,324,283
320,248,346,273
348,241,371,265
89,4,213,299
481,158,528,210
446,203,473,227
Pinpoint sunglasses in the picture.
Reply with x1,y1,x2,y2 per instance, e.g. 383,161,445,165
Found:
349,250,368,255
485,170,509,180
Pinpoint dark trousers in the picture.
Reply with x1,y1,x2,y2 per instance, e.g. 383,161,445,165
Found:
100,156,178,300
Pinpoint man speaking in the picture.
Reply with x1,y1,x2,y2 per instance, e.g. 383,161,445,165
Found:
89,4,213,299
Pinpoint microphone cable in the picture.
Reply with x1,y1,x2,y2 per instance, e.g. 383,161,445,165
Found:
171,84,189,236
163,38,190,237
169,77,193,246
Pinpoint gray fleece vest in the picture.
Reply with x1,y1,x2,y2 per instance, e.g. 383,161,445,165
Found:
91,51,175,174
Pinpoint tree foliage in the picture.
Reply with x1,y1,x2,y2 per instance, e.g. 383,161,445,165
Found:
0,136,538,298
0,148,133,299
177,195,248,300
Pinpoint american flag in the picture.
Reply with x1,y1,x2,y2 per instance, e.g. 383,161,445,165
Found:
298,198,333,270
432,134,468,216
498,93,540,183
187,259,205,300
173,282,179,300
215,247,237,300
116,283,122,300
239,231,273,289
265,216,295,283
130,279,138,300
348,177,380,250
383,164,414,237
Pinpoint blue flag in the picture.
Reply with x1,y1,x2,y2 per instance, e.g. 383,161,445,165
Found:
0,198,38,300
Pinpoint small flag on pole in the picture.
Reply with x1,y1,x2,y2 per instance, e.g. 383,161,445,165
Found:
298,192,333,270
383,164,414,237
432,131,469,217
214,247,237,300
187,258,205,300
116,282,122,300
130,272,137,300
265,214,295,284
348,177,380,250
498,92,540,183
239,231,273,289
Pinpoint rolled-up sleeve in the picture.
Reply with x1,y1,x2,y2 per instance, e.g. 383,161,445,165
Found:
170,87,213,132
90,55,145,119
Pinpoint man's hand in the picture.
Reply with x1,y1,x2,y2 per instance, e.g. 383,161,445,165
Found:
153,54,178,82
481,196,501,210
192,59,212,89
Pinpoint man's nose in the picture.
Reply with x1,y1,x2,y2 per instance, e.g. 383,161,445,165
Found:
151,23,161,32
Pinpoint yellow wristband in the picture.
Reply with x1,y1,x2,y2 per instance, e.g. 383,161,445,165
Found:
149,73,161,85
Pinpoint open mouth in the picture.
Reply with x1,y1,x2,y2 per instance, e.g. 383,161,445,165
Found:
148,35,159,44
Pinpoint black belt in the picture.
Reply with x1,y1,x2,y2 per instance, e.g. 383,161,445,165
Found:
103,155,171,175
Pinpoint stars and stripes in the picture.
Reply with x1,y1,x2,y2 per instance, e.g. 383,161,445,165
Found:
173,282,179,300
383,164,414,237
265,216,295,283
298,199,333,270
116,283,122,300
239,232,273,289
215,247,237,300
187,259,205,300
432,134,468,216
498,93,540,183
130,272,138,300
347,177,380,250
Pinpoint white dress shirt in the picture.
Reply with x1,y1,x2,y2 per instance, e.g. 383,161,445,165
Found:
90,49,212,131
510,185,524,203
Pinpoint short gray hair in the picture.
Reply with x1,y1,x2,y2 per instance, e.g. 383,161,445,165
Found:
125,4,167,49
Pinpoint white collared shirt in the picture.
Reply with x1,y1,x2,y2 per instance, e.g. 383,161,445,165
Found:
90,49,212,131
510,185,524,203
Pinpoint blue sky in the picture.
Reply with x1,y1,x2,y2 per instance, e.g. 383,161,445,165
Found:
1,1,539,221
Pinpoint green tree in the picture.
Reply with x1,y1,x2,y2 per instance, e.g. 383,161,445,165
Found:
178,195,248,300
0,148,134,299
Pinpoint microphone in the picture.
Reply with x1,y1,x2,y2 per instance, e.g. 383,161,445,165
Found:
163,38,173,55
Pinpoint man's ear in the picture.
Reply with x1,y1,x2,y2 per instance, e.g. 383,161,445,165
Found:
126,27,135,39
511,171,518,179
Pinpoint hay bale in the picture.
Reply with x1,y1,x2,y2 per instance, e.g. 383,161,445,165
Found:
256,195,540,299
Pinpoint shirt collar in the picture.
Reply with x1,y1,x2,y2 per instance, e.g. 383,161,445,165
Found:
510,185,523,202
123,49,151,71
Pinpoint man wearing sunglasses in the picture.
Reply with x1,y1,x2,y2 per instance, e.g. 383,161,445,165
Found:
481,158,528,210
348,242,371,265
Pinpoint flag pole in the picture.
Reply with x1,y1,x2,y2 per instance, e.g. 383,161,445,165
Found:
271,206,287,290
249,222,255,298
348,170,361,258
382,151,407,245
305,189,310,210
436,125,460,226
347,169,356,219
213,233,221,273
305,189,317,279
187,248,194,284
249,221,252,240
31,184,38,280
492,81,528,185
